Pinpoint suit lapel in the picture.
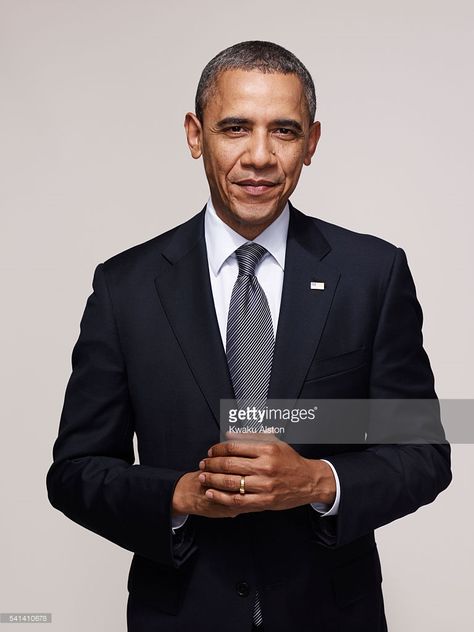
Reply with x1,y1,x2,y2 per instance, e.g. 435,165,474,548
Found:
154,208,234,429
268,204,341,401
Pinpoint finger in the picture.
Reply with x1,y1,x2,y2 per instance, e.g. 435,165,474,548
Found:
225,430,280,443
208,438,275,458
199,456,256,475
204,488,271,510
199,472,260,493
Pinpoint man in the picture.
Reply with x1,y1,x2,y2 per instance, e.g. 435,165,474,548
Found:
46,41,451,632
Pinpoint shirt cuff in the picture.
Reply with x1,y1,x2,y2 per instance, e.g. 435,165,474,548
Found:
310,459,340,517
171,513,190,534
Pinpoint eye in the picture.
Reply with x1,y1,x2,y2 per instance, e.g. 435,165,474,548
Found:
275,128,294,136
225,126,246,134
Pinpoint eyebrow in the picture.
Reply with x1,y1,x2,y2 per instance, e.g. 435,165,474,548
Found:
215,117,304,133
214,117,253,129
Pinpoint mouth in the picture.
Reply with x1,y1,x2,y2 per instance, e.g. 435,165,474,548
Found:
234,179,278,197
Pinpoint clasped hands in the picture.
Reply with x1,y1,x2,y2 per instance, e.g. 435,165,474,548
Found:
172,431,336,519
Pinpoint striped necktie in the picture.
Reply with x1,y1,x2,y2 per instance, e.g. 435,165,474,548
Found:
226,241,275,628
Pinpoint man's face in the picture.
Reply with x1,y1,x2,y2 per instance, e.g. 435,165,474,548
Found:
185,69,320,238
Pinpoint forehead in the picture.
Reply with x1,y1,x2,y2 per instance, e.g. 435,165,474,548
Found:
208,69,307,122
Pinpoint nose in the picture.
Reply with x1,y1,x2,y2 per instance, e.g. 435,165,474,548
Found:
241,129,277,170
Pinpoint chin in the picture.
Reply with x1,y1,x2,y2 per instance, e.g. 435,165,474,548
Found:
230,200,280,225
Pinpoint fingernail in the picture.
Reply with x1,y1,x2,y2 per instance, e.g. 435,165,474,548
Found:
206,490,213,498
198,473,205,483
207,448,212,456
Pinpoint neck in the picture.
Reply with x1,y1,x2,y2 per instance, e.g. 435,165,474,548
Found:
212,201,286,241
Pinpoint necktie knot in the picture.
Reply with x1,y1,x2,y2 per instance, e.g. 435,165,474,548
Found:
235,242,267,277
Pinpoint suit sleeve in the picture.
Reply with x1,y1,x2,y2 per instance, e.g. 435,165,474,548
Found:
308,247,452,547
46,263,197,568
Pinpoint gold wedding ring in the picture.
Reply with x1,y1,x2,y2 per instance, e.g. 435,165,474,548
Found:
239,476,246,495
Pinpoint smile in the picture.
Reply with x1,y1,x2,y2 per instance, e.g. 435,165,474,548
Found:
234,180,278,196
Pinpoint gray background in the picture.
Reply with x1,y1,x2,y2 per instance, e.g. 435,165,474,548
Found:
1,0,473,630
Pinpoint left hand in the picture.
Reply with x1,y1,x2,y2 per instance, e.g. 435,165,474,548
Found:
198,432,336,513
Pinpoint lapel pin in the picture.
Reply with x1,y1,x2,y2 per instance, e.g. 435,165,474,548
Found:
310,281,325,290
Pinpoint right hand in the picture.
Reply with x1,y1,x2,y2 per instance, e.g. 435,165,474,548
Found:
172,471,243,519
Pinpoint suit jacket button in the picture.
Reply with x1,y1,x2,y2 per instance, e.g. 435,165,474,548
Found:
236,581,250,597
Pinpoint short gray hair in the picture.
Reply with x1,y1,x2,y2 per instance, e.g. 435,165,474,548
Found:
195,40,316,124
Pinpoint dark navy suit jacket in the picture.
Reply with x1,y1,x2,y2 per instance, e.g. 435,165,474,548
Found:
47,202,451,631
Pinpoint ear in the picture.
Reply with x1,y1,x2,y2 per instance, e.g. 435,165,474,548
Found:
184,112,203,159
303,121,321,166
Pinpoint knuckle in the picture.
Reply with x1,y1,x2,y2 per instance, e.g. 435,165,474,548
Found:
232,493,243,506
224,476,236,490
224,457,234,472
226,442,237,454
262,479,274,493
266,443,279,456
261,461,274,476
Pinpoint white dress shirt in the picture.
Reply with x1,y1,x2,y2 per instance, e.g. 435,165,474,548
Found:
172,198,341,532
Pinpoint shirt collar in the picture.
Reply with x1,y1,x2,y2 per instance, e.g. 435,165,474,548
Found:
204,196,289,277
